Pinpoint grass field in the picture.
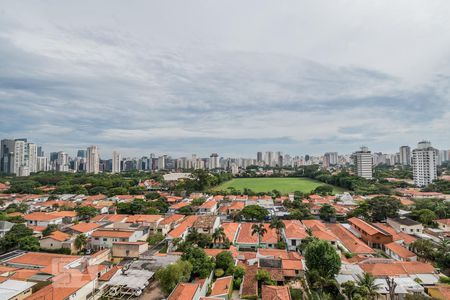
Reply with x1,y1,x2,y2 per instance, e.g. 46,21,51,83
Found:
213,177,346,195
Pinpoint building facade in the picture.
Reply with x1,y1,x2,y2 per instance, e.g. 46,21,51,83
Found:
412,141,437,187
353,146,373,179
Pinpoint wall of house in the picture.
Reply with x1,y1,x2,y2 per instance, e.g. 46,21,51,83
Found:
40,238,63,250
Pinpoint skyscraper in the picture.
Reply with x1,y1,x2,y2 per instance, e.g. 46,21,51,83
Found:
112,151,121,174
209,153,219,169
399,146,411,166
353,146,373,179
264,151,273,167
56,152,69,172
1,139,15,174
324,152,338,167
412,141,438,187
86,146,100,174
256,152,263,163
77,150,87,158
26,143,38,173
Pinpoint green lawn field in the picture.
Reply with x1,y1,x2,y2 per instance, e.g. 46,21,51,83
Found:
212,177,346,195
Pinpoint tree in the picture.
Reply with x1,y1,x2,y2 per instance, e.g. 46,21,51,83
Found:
313,185,333,196
417,209,437,226
0,223,34,253
319,204,336,222
251,223,267,248
351,196,400,222
256,269,275,285
241,205,269,222
410,239,435,261
75,206,97,220
304,239,341,279
185,229,212,248
212,227,227,248
155,260,193,295
147,233,165,246
181,247,214,279
18,236,39,251
75,234,88,251
269,217,285,242
356,273,381,300
341,281,358,300
42,224,58,237
215,251,234,275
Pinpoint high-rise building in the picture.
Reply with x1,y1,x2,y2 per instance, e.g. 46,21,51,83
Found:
37,156,49,172
157,155,166,170
86,146,100,174
37,146,44,157
112,151,121,174
353,146,373,179
412,141,438,187
1,139,15,174
26,143,38,173
399,146,411,166
56,152,69,172
264,151,273,167
77,150,87,158
209,153,220,169
438,150,449,165
324,152,338,167
257,152,263,163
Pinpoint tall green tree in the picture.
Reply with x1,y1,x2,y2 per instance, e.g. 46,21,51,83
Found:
269,217,285,242
155,260,193,295
355,273,381,300
212,227,227,248
241,205,269,222
304,239,341,279
251,223,267,248
181,247,214,279
75,234,88,251
319,204,336,222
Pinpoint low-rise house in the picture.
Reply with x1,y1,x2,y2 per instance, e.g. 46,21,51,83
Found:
0,279,35,300
125,214,163,234
68,222,101,236
235,223,278,250
282,220,308,251
210,276,233,299
91,229,143,250
327,223,375,255
157,214,185,235
387,217,423,235
168,283,202,300
24,212,65,227
168,201,191,214
436,219,450,232
373,223,417,247
166,216,199,241
111,241,148,260
261,285,291,300
385,242,417,262
198,200,218,215
91,214,128,223
221,222,240,244
0,220,14,238
192,216,220,234
348,217,393,249
40,230,75,253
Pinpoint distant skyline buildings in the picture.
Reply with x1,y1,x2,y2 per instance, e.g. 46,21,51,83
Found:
412,141,438,187
353,146,373,180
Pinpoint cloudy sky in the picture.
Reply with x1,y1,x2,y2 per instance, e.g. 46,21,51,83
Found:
0,0,449,158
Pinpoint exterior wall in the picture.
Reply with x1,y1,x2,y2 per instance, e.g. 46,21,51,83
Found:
8,288,33,300
40,238,64,250
437,222,450,232
385,248,417,262
27,218,62,227
387,219,423,234
112,243,148,258
71,279,97,300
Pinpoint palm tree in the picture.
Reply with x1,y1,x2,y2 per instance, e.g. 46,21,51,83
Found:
251,223,267,248
212,227,227,248
356,272,381,300
75,234,88,251
269,217,285,242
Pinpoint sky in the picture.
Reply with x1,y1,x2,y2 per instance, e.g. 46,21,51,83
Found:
0,0,449,158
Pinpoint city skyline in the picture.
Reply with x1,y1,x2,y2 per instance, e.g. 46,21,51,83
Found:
1,1,450,157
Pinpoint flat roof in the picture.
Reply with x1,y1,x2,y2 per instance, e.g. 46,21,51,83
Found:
0,279,35,299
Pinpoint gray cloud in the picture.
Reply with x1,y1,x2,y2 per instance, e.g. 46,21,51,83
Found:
0,0,449,158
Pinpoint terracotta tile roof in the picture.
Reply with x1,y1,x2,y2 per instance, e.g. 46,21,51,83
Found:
283,220,308,239
0,265,17,274
6,252,80,272
282,259,303,271
99,266,121,281
44,230,71,242
50,211,77,218
91,214,128,222
125,214,163,223
92,229,134,238
241,265,258,298
24,212,62,221
28,225,46,232
159,214,185,225
170,201,191,210
228,201,245,210
327,223,375,254
221,222,240,242
373,223,417,245
359,261,435,277
348,217,389,236
385,242,416,259
193,215,218,229
302,220,327,230
258,249,300,260
210,276,233,296
70,222,100,233
9,269,40,281
199,200,217,209
236,223,258,245
167,215,198,238
437,219,450,225
168,283,200,300
85,194,107,201
262,285,291,300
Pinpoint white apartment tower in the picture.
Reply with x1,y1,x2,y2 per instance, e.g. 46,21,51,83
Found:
399,146,411,166
209,153,220,169
86,146,100,174
412,141,438,187
353,146,373,179
112,151,121,174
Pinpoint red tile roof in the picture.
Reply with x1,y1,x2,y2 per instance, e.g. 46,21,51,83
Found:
159,214,185,225
262,285,291,300
359,261,435,277
385,242,416,259
210,276,233,297
199,200,217,209
44,230,71,242
221,222,240,242
167,215,198,238
69,222,100,233
283,220,308,239
91,230,134,238
168,283,200,300
327,223,375,254
348,217,388,236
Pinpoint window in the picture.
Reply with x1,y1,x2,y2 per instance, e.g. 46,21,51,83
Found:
95,237,99,240
292,240,297,246
103,238,107,242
